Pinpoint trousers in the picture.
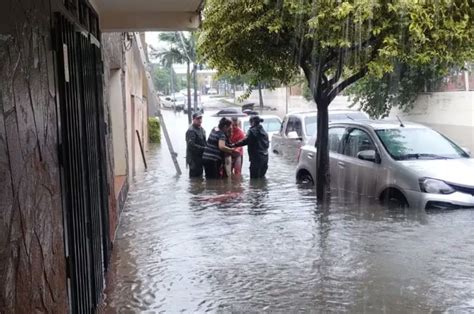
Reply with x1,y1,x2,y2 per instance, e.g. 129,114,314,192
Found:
249,155,268,179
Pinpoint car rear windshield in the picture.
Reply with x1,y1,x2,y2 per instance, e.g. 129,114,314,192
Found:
264,118,281,132
376,128,469,160
305,116,317,136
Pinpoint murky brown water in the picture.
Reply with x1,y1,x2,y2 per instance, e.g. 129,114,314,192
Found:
104,107,474,313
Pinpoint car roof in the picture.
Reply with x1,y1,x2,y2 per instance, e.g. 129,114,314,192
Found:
240,114,282,121
286,110,317,117
285,109,366,117
329,119,428,130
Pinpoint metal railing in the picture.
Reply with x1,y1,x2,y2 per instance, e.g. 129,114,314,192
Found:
54,12,109,314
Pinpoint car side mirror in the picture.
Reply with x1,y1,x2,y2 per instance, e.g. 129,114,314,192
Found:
461,147,471,156
287,131,302,140
357,150,380,163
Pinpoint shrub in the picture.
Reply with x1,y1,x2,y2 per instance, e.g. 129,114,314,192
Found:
148,117,161,143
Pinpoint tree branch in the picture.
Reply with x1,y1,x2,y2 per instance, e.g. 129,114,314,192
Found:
327,66,368,102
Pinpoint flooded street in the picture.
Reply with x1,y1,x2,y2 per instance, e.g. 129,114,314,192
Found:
104,106,474,313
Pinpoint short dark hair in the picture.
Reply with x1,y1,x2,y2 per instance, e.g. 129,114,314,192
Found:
218,117,232,129
250,115,264,125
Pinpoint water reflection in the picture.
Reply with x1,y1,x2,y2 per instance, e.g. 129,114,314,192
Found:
104,109,474,313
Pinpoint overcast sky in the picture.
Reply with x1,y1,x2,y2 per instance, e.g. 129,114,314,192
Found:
145,32,164,51
145,31,193,73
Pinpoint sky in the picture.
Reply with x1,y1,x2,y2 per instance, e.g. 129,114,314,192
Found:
145,31,195,74
145,32,165,51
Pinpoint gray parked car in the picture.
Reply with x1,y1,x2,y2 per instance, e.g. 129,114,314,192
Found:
296,120,474,210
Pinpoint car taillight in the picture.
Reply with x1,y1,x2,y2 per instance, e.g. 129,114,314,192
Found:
297,147,302,162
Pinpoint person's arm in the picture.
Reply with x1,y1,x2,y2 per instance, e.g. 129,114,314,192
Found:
218,139,237,154
234,129,254,147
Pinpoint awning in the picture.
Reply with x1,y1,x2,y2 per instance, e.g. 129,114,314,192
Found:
91,0,204,32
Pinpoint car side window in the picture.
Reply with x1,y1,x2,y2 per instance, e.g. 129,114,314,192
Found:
343,129,376,158
285,117,296,136
328,127,346,153
294,118,303,137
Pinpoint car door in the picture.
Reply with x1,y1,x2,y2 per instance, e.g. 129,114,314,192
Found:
337,128,381,198
284,116,304,160
327,126,347,192
271,116,287,154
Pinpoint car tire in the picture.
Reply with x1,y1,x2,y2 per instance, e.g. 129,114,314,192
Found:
380,189,409,209
297,171,314,185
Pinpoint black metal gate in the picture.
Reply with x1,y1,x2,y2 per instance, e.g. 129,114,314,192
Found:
54,11,110,313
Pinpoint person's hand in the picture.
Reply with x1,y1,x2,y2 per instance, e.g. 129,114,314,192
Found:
231,149,240,157
228,143,236,148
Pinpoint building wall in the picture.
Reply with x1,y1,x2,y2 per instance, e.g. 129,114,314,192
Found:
0,0,67,312
124,36,148,178
391,91,474,153
102,32,126,242
109,69,127,176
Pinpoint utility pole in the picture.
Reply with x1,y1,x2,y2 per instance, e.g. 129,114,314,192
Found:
193,64,198,112
186,61,192,124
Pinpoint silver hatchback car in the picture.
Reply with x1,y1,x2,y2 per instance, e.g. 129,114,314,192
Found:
296,120,474,210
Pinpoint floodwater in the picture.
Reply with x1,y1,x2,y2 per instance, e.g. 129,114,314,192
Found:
104,106,474,313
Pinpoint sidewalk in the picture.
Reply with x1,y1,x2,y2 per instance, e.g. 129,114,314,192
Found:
224,88,354,118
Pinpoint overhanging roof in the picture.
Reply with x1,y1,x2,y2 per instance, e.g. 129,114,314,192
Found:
91,0,204,32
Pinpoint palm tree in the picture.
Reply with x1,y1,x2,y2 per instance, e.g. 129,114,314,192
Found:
152,32,197,123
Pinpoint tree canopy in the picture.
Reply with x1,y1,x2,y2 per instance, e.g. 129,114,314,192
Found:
200,0,472,107
199,0,473,198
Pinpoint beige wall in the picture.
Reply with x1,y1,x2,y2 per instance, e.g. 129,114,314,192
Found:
391,91,474,152
124,38,148,177
109,69,127,176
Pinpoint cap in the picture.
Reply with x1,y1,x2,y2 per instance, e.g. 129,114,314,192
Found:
192,112,203,119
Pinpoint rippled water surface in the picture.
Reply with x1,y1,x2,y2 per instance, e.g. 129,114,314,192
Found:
104,108,474,313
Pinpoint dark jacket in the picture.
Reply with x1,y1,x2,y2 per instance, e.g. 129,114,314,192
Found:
236,124,269,161
186,124,206,164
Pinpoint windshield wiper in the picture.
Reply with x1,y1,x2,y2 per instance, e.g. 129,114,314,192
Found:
399,153,452,160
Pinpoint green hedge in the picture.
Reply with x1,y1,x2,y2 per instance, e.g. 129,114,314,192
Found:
148,117,161,143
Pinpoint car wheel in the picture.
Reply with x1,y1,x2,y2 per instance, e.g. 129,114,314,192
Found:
297,171,314,185
380,189,409,209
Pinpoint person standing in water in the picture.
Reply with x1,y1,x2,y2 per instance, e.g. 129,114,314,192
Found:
232,115,269,178
229,117,245,175
185,112,206,178
202,117,238,179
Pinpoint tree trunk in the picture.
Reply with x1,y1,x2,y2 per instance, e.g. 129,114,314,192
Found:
258,83,264,110
232,83,236,100
170,67,175,95
186,61,192,124
193,64,198,112
315,100,330,202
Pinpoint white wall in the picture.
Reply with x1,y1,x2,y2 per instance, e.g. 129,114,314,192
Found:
391,91,474,152
109,69,127,176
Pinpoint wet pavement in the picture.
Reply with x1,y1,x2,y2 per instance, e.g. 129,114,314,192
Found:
104,105,474,313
